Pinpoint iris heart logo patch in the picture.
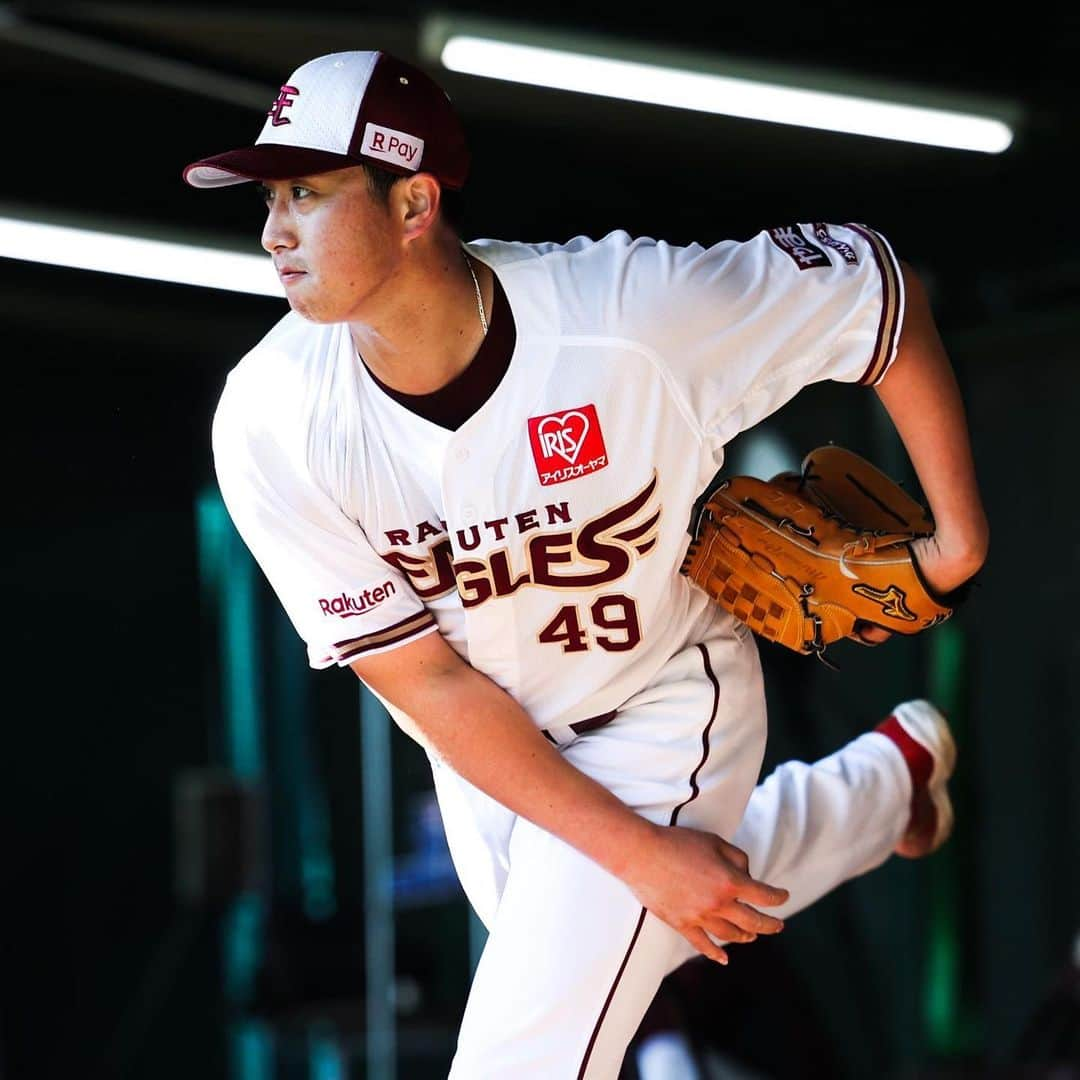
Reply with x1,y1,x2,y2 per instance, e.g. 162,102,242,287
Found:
528,404,608,486
537,410,590,464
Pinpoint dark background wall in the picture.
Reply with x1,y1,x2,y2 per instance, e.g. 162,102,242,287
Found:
2,4,1078,1078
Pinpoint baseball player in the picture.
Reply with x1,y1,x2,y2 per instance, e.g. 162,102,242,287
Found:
184,51,989,1078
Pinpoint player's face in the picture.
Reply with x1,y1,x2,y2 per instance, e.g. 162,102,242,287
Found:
259,168,398,323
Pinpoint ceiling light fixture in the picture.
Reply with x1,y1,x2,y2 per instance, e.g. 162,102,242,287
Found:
423,18,1017,154
0,215,283,296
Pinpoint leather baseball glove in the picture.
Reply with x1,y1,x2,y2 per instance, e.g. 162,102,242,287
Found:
680,445,954,662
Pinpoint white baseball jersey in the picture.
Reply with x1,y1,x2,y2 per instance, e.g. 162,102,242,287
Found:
212,221,903,735
212,221,912,1078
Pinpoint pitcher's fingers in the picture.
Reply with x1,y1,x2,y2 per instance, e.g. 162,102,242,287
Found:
737,876,790,908
717,839,750,873
854,621,892,645
725,900,785,935
684,927,729,966
703,917,756,945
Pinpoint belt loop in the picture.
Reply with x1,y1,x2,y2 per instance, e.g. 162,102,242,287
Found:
540,723,578,747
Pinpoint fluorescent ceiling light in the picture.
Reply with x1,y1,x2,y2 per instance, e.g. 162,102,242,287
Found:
0,214,283,296
429,22,1016,154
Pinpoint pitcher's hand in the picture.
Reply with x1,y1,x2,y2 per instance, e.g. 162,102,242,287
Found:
856,527,988,646
624,824,789,964
910,529,987,597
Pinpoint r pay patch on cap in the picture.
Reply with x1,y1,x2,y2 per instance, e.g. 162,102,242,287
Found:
361,123,424,170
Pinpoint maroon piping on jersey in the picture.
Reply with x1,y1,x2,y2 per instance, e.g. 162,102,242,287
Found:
846,223,903,386
576,643,721,1078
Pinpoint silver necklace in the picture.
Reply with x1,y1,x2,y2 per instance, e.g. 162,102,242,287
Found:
463,249,488,336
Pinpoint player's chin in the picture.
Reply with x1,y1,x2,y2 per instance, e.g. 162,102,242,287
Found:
285,297,314,321
284,292,335,324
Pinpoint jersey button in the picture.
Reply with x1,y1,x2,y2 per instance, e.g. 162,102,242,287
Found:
455,447,470,462
462,506,477,523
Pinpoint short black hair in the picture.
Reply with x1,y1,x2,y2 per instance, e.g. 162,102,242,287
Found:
362,162,466,236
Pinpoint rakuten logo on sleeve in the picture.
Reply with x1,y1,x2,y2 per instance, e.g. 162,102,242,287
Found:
318,581,396,618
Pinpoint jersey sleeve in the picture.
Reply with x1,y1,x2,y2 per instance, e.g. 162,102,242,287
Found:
211,368,438,669
607,222,905,447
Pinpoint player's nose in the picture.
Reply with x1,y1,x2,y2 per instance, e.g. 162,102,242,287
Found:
261,202,297,254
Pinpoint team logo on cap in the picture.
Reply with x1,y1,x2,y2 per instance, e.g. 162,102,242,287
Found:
268,84,299,126
528,404,609,486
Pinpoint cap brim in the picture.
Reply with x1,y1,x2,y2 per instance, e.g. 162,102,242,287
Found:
183,145,361,188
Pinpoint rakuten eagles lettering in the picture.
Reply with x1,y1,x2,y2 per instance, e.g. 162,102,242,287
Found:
380,473,661,608
318,581,396,617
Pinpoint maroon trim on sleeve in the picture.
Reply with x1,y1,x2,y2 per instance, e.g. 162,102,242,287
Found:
327,610,437,663
845,223,903,386
362,269,515,430
576,643,722,1078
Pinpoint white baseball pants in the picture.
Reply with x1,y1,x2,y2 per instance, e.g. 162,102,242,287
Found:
431,632,912,1079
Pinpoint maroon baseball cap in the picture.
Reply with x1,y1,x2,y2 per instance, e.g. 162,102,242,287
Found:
183,50,469,189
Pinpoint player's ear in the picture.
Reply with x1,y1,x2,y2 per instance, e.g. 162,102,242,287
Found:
396,173,442,244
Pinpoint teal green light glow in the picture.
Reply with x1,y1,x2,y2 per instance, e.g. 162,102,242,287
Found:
197,486,267,1076
924,620,979,1056
229,1019,273,1080
196,486,263,779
